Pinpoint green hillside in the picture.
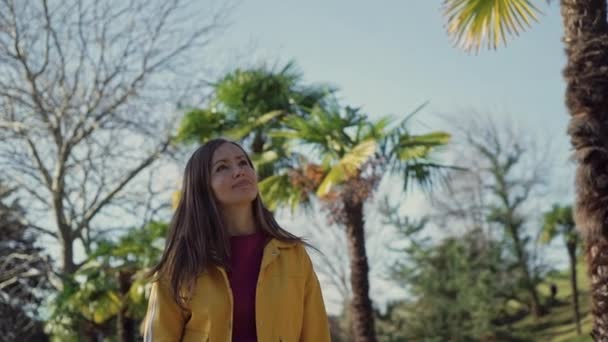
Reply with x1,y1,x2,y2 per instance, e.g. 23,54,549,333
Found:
512,259,593,341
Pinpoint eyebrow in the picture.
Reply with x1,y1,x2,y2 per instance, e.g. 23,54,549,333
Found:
213,155,246,166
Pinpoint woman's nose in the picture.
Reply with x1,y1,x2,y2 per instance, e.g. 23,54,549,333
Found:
233,166,245,178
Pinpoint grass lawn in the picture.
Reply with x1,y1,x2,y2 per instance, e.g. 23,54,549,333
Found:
510,258,593,341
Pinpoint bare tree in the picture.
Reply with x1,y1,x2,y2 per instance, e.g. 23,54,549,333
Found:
431,114,552,317
431,161,491,236
0,0,227,283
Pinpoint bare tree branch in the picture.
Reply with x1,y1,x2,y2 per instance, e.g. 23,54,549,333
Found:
78,136,172,235
0,0,228,277
18,219,58,239
430,113,553,315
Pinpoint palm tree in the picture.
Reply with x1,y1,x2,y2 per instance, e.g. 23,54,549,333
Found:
46,222,167,342
541,204,582,335
259,101,451,341
176,61,334,180
441,0,608,338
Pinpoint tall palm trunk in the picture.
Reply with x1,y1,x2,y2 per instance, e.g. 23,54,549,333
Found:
567,240,582,335
343,196,376,342
561,0,608,339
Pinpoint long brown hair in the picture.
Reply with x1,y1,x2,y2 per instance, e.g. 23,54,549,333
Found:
149,138,306,309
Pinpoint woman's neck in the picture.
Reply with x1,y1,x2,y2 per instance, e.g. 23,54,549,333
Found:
221,205,257,236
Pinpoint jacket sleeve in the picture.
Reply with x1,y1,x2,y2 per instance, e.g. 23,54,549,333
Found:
143,279,188,342
300,247,332,342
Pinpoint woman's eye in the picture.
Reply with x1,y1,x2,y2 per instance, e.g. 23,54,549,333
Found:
239,160,248,166
216,165,227,172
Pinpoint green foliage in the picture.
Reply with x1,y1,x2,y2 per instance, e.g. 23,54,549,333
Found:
176,108,227,144
374,301,416,342
258,173,302,212
265,100,452,209
395,131,451,160
45,222,168,340
514,260,592,341
316,139,377,197
389,230,519,340
175,61,331,145
63,265,122,324
213,61,328,120
91,221,168,269
282,103,368,158
375,265,595,342
175,61,333,182
541,204,577,246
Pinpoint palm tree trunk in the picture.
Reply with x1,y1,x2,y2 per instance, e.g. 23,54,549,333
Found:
567,241,582,335
561,0,608,339
343,198,376,342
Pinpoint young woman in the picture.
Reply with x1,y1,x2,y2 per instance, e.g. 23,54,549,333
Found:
143,138,331,342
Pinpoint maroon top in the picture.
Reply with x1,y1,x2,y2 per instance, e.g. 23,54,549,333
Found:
228,229,268,342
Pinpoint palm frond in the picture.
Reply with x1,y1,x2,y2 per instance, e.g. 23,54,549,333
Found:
443,0,543,52
540,204,575,244
396,132,452,160
316,139,378,197
251,150,280,170
389,130,454,192
388,102,430,134
258,173,307,214
224,110,284,140
175,108,227,144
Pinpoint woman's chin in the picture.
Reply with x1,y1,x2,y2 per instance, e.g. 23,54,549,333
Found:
226,192,258,206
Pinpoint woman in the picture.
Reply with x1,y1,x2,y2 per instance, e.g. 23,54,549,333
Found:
143,138,331,342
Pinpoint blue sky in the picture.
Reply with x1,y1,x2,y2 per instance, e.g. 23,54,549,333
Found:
212,1,567,138
201,1,574,313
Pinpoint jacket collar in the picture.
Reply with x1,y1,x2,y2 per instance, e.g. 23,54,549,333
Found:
260,238,295,270
268,238,298,249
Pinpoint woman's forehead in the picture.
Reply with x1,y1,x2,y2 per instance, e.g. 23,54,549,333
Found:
212,143,246,162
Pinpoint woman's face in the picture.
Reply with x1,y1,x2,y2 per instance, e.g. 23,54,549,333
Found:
209,143,259,208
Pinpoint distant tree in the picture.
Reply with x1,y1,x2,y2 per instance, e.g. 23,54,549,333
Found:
389,228,517,340
433,117,549,317
541,204,582,335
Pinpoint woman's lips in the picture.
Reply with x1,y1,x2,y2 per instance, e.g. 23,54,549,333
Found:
232,179,252,188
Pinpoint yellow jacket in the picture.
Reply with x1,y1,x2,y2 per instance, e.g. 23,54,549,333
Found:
143,239,331,341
